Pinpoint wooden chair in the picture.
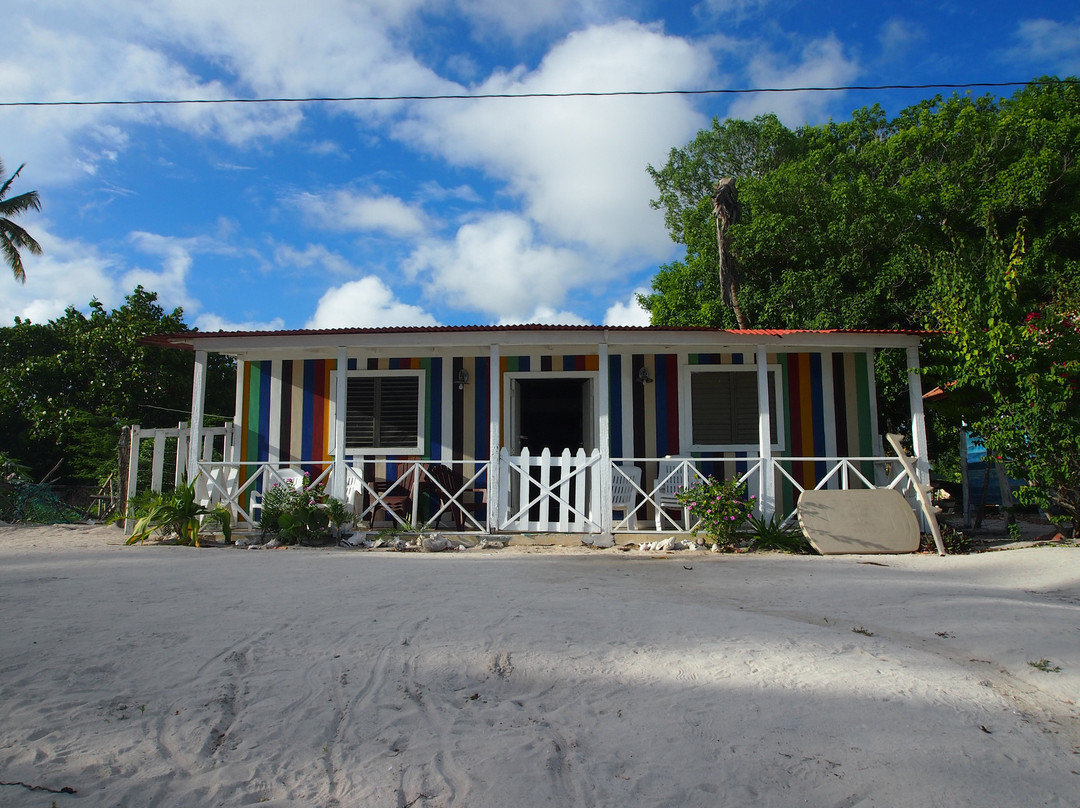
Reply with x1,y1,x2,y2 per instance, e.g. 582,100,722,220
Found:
427,464,486,530
371,466,418,526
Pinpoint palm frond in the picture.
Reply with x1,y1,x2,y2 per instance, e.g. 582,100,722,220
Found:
0,160,41,284
0,190,42,217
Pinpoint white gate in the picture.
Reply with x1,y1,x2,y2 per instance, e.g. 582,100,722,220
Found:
498,447,602,533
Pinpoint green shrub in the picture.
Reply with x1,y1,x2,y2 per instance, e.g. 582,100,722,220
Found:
258,473,352,545
123,480,231,547
0,452,79,524
746,513,814,553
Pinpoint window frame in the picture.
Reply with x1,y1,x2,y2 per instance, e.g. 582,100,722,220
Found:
332,369,426,456
680,364,785,453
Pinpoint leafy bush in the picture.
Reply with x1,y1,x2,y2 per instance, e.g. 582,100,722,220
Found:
123,480,231,547
746,513,814,553
674,476,755,548
920,523,973,554
259,473,353,545
0,452,78,524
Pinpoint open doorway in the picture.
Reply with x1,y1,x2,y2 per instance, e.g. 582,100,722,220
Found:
513,377,592,453
506,375,597,529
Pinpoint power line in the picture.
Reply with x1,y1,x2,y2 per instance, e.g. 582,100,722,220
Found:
1,79,1075,108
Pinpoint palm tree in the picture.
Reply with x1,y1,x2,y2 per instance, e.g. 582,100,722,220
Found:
0,159,42,284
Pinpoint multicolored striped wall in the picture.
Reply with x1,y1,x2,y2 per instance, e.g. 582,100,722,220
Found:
238,356,491,470
237,349,877,510
607,350,877,512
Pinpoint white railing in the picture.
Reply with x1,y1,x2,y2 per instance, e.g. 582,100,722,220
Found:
126,423,233,501
769,456,911,526
339,460,489,532
609,457,760,533
125,424,920,536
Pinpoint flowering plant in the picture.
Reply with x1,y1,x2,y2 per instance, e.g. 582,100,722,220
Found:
674,475,755,547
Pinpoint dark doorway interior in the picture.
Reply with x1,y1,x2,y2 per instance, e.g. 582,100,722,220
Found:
515,377,590,523
517,378,587,452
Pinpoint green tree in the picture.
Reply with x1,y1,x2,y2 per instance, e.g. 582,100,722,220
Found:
928,225,1079,535
0,287,234,483
642,79,1079,331
642,77,1080,467
0,159,42,284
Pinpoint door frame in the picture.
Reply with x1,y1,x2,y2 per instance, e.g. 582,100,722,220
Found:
503,371,598,454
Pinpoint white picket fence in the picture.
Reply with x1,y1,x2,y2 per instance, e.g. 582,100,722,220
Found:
498,447,602,533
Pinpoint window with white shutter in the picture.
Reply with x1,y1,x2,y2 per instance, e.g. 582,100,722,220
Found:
688,368,779,450
344,372,423,454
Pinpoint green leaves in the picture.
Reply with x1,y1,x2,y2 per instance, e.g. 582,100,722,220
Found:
0,159,42,284
0,286,234,484
123,480,225,547
643,78,1080,336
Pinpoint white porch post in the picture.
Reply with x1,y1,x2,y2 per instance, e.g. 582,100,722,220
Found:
332,346,348,500
487,344,500,533
597,341,612,533
231,359,245,464
187,349,208,483
906,344,930,486
756,346,774,519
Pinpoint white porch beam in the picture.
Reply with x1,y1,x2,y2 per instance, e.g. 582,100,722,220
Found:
231,359,245,464
487,344,500,533
756,346,774,519
187,349,208,483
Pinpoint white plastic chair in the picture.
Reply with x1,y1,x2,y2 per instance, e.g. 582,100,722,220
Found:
610,464,643,530
652,457,691,531
250,467,306,524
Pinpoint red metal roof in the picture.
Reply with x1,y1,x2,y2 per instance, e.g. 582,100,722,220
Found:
143,323,931,347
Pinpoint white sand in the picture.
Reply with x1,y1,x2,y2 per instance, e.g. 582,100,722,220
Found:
1,524,1078,807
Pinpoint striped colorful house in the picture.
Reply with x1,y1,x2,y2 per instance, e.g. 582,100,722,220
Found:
148,325,928,533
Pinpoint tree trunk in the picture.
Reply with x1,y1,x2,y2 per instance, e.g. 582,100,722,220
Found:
712,178,750,329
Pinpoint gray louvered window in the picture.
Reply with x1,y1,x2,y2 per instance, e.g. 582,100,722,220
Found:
690,370,777,446
346,375,420,449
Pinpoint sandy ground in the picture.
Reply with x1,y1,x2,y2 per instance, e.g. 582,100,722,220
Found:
1,524,1078,807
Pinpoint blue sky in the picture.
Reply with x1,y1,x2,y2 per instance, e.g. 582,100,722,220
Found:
2,1,1078,331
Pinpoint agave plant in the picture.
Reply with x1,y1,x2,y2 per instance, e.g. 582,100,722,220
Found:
124,480,231,547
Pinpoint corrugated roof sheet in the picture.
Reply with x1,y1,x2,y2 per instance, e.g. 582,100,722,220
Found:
143,323,931,346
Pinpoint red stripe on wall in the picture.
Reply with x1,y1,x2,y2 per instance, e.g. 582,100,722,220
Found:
665,354,679,455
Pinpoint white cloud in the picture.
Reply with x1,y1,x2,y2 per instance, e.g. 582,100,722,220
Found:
122,232,199,314
0,224,124,324
1009,18,1080,74
0,224,248,327
195,313,286,332
603,288,652,326
693,0,774,23
306,276,440,329
404,213,591,319
291,190,429,236
0,0,457,184
453,0,607,41
727,34,860,125
877,18,925,64
497,306,590,326
274,243,357,276
395,21,712,258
